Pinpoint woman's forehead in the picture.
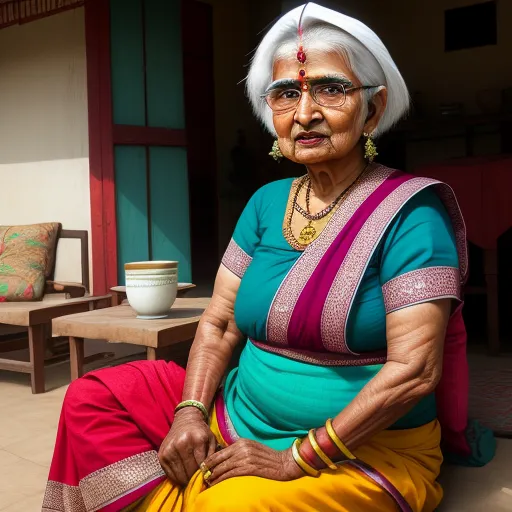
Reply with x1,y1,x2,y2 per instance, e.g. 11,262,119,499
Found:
272,51,354,81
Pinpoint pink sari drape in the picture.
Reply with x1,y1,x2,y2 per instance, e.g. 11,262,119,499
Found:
44,361,186,512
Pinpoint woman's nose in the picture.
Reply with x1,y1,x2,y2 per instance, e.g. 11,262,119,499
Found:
294,91,322,126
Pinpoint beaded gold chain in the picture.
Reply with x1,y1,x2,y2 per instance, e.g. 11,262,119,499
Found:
283,165,369,251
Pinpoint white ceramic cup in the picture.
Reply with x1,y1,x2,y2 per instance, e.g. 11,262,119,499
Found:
124,261,178,319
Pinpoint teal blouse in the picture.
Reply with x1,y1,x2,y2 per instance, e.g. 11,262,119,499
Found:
223,178,459,451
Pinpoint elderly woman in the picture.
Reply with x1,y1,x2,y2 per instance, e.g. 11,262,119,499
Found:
43,4,494,512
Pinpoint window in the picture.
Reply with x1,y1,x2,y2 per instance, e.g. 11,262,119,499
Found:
445,1,497,52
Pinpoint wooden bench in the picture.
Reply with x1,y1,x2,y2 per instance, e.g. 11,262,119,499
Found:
0,229,111,393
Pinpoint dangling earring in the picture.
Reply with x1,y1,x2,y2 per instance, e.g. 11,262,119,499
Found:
269,140,283,162
363,132,378,163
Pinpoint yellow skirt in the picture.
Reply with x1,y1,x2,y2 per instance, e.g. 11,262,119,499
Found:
134,411,443,512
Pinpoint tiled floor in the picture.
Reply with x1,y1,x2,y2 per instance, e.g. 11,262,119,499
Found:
0,343,511,511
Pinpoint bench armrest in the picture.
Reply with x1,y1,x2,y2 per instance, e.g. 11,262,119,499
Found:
45,280,87,299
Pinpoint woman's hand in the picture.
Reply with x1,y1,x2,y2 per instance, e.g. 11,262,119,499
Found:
158,408,217,487
202,438,304,486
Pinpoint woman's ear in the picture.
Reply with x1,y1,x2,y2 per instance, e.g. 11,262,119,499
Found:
365,102,376,121
364,87,387,134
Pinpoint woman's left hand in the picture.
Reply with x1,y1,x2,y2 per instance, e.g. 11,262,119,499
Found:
202,439,304,486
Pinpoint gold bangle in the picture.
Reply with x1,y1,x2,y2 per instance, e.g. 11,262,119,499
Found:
174,400,209,422
325,419,356,460
308,429,338,470
291,438,320,477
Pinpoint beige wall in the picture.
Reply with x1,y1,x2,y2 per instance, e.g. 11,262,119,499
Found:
0,8,90,285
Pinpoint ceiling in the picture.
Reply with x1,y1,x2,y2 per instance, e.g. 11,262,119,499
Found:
0,0,83,30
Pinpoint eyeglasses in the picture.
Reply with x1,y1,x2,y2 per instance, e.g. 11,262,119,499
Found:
264,81,379,113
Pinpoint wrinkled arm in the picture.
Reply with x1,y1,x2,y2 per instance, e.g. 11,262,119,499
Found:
158,265,244,485
181,265,244,413
311,299,451,456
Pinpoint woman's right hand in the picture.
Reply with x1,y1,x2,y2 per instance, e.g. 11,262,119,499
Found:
158,407,217,486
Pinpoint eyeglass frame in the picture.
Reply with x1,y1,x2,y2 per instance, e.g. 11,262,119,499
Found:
262,75,381,114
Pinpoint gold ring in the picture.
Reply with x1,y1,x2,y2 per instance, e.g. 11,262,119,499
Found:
200,462,212,481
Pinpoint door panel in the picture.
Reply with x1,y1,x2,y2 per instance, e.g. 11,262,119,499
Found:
115,145,150,282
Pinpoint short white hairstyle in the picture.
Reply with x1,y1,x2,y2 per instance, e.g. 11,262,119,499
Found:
246,3,410,137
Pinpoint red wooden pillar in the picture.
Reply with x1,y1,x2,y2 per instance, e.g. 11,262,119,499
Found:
84,0,118,295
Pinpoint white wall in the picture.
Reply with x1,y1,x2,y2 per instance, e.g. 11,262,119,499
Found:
0,8,91,286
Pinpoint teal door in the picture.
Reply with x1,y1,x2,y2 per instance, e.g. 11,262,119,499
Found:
110,0,192,284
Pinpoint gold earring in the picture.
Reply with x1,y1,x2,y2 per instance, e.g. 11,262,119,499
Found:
269,140,283,162
363,132,378,163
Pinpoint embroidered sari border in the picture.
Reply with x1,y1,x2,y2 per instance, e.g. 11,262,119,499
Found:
264,170,467,363
221,238,252,279
43,451,165,512
434,184,468,282
250,340,386,366
321,177,467,355
296,171,411,354
102,477,165,512
80,450,164,511
267,165,393,346
43,481,86,512
382,266,461,314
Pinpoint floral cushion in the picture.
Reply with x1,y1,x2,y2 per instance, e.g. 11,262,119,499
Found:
0,223,60,302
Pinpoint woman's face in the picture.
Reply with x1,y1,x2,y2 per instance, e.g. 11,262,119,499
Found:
271,51,385,165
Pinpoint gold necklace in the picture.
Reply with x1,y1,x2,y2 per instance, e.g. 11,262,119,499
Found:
282,177,339,251
283,165,369,251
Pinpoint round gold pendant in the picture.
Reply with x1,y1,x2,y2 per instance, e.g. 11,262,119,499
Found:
298,222,317,245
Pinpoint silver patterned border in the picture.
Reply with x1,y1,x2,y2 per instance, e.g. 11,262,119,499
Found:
320,179,467,354
266,165,392,346
382,266,460,314
251,340,386,366
42,481,86,512
42,451,164,512
221,238,253,279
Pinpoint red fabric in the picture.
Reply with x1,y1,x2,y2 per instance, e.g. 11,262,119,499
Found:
48,360,185,487
435,304,471,456
416,155,512,249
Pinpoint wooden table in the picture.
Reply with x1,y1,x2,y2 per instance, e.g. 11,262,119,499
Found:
52,297,210,380
0,295,111,393
110,283,196,306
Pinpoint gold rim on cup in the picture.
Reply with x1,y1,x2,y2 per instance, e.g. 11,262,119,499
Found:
125,261,178,271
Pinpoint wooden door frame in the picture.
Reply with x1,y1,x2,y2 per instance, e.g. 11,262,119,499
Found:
84,0,117,295
85,0,188,294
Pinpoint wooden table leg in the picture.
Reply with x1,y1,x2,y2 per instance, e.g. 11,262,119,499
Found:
147,347,157,361
69,337,85,380
28,324,45,394
484,248,500,356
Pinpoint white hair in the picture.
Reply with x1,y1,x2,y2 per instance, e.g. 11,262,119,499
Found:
246,3,410,137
